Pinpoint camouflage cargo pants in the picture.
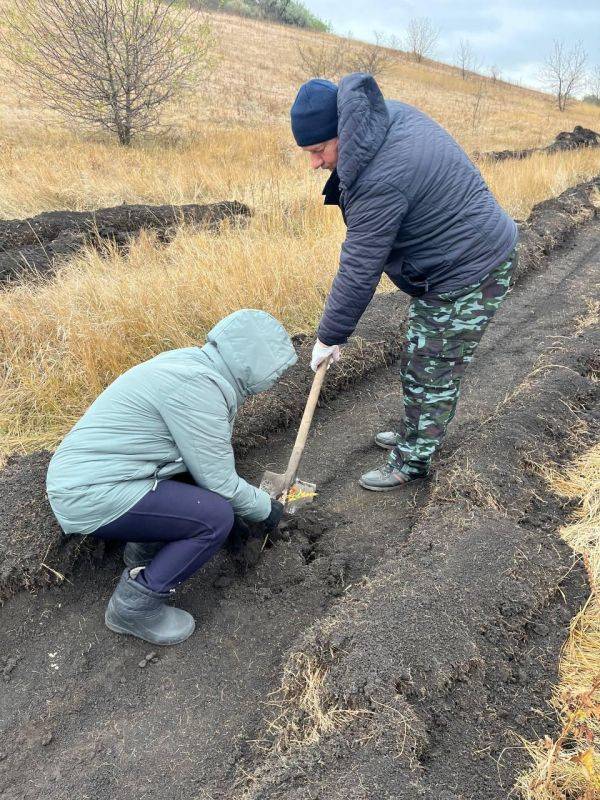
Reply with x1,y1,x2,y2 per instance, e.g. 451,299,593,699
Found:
388,253,516,479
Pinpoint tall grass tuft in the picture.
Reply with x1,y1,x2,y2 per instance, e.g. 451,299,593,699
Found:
517,445,600,799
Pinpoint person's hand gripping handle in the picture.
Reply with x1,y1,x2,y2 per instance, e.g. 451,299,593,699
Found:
310,339,340,372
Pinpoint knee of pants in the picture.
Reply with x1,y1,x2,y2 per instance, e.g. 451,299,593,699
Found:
402,342,466,389
202,493,234,547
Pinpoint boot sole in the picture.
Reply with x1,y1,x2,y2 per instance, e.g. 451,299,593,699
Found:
375,440,395,451
358,479,407,492
105,616,195,646
358,476,426,492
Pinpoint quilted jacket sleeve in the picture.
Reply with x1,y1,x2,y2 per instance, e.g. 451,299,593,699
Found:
162,377,271,522
317,180,408,346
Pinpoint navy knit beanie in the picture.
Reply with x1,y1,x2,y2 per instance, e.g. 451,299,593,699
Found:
290,79,338,147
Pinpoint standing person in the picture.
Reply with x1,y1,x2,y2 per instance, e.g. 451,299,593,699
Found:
290,73,518,491
46,310,297,645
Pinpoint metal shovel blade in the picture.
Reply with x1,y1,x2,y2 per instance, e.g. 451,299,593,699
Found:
260,471,316,514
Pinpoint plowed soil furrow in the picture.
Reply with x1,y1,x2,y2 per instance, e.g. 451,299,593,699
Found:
0,222,599,800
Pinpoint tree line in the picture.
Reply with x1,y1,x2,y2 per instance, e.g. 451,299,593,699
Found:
299,21,599,113
199,0,328,32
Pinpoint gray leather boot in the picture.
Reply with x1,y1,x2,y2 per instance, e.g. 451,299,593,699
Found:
374,431,398,450
123,541,164,568
359,462,414,491
105,568,195,645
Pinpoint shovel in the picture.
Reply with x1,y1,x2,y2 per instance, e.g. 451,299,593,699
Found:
260,357,330,514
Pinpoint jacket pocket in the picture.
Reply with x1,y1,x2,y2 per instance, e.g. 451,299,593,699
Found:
386,256,429,297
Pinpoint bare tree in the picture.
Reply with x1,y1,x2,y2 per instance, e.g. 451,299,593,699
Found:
0,0,213,145
296,36,349,81
455,38,478,80
488,64,501,84
348,31,401,78
470,81,488,134
404,17,440,63
540,39,587,112
297,30,400,81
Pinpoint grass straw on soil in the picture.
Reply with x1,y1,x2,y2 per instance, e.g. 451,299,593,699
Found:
517,445,600,799
264,650,368,753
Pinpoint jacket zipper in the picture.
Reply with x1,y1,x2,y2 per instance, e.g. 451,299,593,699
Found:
151,457,183,491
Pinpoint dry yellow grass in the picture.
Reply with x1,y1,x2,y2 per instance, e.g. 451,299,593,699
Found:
517,445,600,799
1,122,599,221
2,141,599,454
265,651,367,752
0,201,341,452
0,8,599,453
1,9,600,218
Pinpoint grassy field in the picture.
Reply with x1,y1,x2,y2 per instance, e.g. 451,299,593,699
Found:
0,9,600,454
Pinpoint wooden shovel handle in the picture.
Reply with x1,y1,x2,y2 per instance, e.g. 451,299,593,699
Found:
282,358,330,489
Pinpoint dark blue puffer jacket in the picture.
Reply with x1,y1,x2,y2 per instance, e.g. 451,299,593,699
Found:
317,73,518,346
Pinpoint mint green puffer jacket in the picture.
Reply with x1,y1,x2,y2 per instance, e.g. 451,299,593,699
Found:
46,309,298,534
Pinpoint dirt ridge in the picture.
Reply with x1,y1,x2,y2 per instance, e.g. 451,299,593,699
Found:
236,330,600,800
477,125,600,162
0,200,251,284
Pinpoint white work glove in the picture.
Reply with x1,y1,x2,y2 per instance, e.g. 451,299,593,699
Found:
310,339,341,372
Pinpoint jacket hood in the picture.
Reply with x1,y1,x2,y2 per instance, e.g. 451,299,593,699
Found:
336,73,390,190
203,309,297,402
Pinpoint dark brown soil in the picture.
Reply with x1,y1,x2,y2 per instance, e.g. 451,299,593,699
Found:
0,201,251,284
0,192,598,800
241,335,598,800
478,125,600,163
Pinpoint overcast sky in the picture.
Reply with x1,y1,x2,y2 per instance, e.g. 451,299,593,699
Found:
304,1,599,92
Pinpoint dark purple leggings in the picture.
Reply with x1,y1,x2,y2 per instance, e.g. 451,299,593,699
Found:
93,478,234,593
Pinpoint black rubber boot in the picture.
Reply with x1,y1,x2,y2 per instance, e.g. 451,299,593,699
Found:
105,568,195,646
123,541,164,568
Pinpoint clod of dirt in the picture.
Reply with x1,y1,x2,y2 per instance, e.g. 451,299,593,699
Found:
213,572,235,589
0,200,251,284
138,652,159,668
256,587,273,602
578,352,600,379
476,125,600,162
2,656,20,682
40,732,53,747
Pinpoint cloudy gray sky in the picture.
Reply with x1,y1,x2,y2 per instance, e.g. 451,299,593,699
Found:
304,0,599,92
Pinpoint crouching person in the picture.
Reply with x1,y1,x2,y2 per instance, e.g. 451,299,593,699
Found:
46,310,297,646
